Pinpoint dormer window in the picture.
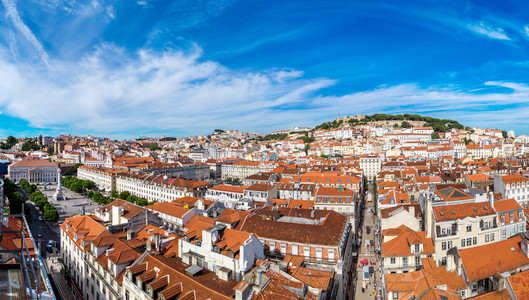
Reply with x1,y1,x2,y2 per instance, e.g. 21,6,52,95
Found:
414,244,420,253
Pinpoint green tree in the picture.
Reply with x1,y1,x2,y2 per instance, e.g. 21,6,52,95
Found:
44,209,59,222
431,132,441,139
303,144,310,155
149,144,161,151
6,136,17,146
401,121,413,128
118,191,131,199
136,198,148,206
110,190,119,198
502,130,508,139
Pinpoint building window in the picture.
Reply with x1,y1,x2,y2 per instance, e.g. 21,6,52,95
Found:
461,239,466,247
390,257,396,264
415,256,421,266
403,257,408,267
328,248,335,261
442,242,447,250
466,224,472,232
303,246,310,258
448,241,452,249
473,237,477,245
280,244,287,255
414,244,420,253
393,292,398,299
490,233,494,241
485,234,489,242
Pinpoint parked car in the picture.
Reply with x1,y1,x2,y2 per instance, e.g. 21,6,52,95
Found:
37,232,42,239
38,216,43,221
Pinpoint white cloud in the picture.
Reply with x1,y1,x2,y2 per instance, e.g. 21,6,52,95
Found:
1,0,49,66
467,22,510,40
0,43,528,137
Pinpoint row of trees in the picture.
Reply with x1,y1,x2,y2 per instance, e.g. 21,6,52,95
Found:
62,176,95,193
3,178,29,215
87,190,113,205
87,189,151,207
20,179,59,222
109,190,150,206
29,191,59,222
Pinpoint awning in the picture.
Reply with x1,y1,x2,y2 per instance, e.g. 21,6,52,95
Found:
360,259,368,264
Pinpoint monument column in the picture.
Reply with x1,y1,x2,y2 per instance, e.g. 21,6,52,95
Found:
53,168,66,201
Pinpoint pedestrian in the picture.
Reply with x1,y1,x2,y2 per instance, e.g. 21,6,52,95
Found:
362,287,365,293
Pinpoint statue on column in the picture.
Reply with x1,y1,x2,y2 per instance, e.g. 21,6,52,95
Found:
53,168,66,200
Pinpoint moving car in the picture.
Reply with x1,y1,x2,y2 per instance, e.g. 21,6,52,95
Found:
46,240,53,253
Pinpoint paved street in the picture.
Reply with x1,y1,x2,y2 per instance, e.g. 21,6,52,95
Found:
353,185,382,300
24,182,101,260
37,183,101,222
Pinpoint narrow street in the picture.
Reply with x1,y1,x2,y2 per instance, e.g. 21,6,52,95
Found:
352,182,382,300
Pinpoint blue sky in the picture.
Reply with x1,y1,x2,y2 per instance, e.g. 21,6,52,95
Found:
0,0,529,138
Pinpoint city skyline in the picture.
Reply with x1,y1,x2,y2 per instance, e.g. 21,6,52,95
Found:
1,0,529,138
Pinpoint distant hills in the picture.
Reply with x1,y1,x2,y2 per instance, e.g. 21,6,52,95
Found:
316,114,467,133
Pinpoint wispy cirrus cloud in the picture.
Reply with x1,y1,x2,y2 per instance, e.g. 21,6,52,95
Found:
0,0,49,66
466,22,510,40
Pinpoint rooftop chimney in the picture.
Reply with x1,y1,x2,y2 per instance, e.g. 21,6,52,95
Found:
489,192,494,208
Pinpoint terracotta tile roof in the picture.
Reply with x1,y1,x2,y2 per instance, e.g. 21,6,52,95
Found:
9,159,57,167
240,208,347,247
147,202,192,219
459,236,529,282
282,255,305,267
96,199,145,220
494,198,522,213
505,269,529,299
216,208,248,225
246,183,275,192
209,184,247,194
130,254,236,299
289,267,333,291
433,202,495,222
382,230,434,257
60,215,106,252
465,173,491,182
382,224,415,236
384,266,465,299
500,174,529,184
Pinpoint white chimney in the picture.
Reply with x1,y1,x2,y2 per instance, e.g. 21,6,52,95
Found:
489,192,494,208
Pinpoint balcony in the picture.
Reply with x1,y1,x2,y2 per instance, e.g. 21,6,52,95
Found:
480,224,498,231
